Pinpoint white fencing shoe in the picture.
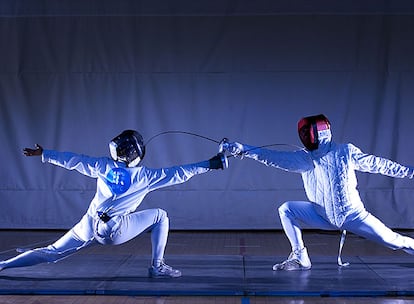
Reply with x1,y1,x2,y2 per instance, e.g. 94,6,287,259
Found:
273,247,311,271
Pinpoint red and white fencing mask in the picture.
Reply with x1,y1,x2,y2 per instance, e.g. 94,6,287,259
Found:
297,114,331,151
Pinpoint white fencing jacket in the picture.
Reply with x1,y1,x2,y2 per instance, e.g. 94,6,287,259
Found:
42,150,211,241
239,137,414,227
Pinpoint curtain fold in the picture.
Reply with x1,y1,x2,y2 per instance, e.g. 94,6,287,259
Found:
1,12,414,229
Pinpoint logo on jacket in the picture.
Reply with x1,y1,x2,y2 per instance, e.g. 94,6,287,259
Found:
106,168,131,195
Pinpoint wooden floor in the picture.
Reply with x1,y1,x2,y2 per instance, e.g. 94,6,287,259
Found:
1,229,414,304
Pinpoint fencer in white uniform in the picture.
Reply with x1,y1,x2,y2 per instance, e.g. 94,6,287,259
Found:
0,130,228,277
222,114,414,270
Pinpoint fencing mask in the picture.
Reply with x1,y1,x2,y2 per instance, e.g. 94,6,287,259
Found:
297,114,331,151
109,130,146,167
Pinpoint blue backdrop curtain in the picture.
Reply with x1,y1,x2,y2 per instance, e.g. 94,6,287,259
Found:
1,0,414,229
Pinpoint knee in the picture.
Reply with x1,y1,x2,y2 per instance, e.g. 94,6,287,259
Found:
31,246,64,264
278,201,292,217
155,208,168,224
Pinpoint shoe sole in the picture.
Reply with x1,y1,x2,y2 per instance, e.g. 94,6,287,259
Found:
272,264,311,271
148,274,182,278
148,269,182,278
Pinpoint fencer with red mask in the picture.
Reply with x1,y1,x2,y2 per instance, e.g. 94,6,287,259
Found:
223,114,414,270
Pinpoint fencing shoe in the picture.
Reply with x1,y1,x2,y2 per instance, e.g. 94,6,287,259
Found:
148,260,182,278
273,247,311,271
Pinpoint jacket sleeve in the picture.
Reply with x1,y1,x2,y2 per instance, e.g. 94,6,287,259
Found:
350,144,414,178
144,160,211,191
42,149,106,178
241,144,314,173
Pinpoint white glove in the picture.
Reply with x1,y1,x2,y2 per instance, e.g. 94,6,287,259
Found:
221,140,245,158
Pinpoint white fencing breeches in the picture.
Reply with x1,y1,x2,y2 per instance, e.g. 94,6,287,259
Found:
0,229,93,270
278,201,414,253
0,208,169,270
94,208,169,262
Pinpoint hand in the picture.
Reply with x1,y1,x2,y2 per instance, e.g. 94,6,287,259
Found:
209,153,228,170
221,140,245,158
23,144,43,157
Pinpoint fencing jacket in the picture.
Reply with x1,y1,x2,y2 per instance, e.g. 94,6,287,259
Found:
42,150,211,241
240,139,414,227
